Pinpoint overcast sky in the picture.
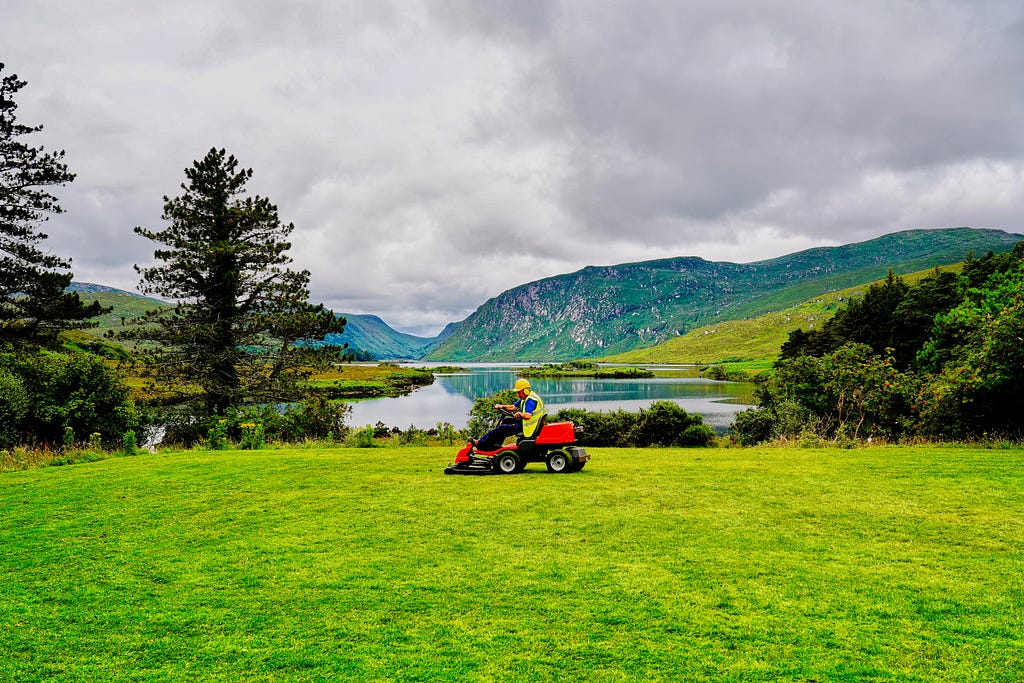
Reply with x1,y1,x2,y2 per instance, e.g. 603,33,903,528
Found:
5,1,1023,336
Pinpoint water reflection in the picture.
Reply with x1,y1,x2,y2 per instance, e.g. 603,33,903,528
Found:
348,364,754,433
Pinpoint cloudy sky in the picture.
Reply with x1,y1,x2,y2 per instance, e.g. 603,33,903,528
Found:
5,1,1023,336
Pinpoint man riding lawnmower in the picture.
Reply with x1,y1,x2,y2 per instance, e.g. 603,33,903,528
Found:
445,378,589,475
470,378,546,453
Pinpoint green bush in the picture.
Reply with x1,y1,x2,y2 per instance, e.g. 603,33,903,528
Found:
552,401,713,448
681,423,716,447
3,350,140,449
634,401,704,447
731,408,775,446
345,425,377,448
279,396,350,442
0,368,29,449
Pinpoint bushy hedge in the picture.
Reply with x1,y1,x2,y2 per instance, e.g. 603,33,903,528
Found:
0,367,30,448
0,350,140,449
553,401,715,447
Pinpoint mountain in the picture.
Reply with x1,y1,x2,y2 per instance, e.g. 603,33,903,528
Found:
322,313,457,360
425,227,1024,362
67,282,168,335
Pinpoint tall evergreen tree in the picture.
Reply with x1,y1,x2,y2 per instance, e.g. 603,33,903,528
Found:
0,63,103,346
128,148,345,415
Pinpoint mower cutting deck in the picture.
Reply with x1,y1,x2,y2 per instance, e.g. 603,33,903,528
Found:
444,420,590,475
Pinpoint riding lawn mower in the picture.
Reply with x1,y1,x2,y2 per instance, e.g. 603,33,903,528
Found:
444,408,590,475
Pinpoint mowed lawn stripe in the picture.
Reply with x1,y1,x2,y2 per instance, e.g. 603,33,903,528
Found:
2,446,1022,681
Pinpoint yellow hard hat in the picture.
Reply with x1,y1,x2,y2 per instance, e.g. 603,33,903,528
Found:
513,378,531,393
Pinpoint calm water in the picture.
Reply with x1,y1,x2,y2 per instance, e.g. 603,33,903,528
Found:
348,364,755,433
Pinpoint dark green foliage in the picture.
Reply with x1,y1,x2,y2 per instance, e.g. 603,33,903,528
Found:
742,245,1024,442
782,248,1024,372
126,148,345,416
187,398,352,448
0,366,29,448
553,401,714,447
552,407,638,447
781,271,911,365
730,407,775,446
916,262,1024,438
279,396,351,442
630,401,712,448
0,64,105,346
739,344,920,443
1,350,140,448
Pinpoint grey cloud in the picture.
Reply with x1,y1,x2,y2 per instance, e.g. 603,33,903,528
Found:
3,0,1023,335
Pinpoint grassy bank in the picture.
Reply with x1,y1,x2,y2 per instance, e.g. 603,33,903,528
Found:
2,445,1022,681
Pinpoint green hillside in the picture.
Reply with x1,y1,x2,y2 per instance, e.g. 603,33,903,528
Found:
67,283,169,336
601,264,961,369
426,228,1023,362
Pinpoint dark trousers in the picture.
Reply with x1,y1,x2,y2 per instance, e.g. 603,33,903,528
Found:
476,418,522,451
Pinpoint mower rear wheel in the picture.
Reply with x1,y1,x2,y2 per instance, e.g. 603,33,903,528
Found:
494,452,521,474
545,450,572,473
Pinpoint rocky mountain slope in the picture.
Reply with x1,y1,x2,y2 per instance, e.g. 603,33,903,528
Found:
425,228,1023,361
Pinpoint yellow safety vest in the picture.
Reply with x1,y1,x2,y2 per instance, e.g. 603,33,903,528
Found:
518,390,547,438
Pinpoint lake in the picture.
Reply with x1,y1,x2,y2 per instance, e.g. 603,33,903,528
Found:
347,364,755,433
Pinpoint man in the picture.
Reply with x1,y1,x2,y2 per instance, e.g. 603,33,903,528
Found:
471,378,547,452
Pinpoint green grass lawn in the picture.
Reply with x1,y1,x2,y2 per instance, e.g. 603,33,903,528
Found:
2,445,1022,681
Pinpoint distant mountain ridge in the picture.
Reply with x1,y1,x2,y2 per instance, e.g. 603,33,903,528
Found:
67,282,164,303
425,227,1024,361
322,313,456,360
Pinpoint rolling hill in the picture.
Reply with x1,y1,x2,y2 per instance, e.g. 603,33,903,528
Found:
425,227,1023,361
600,263,962,369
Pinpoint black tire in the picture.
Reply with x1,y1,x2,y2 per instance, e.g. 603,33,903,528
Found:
494,452,520,474
568,460,585,473
545,450,572,473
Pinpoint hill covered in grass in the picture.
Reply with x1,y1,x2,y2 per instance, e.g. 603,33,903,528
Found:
425,227,1023,361
601,264,962,369
67,282,169,336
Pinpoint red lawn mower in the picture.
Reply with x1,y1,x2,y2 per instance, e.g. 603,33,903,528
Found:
444,408,590,475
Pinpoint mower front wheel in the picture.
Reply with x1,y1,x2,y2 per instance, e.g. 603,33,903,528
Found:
494,452,522,474
545,449,572,473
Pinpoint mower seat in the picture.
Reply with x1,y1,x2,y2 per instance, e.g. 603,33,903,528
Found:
514,416,546,457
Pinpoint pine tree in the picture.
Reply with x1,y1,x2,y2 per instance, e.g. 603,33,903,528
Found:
0,63,104,346
127,148,345,416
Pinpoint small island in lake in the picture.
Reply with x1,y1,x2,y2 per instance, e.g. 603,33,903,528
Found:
520,361,654,379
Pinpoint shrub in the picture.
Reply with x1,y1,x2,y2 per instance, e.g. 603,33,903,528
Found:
279,396,350,442
553,402,713,448
239,422,265,450
634,401,704,447
346,425,377,448
681,423,716,447
0,368,29,449
730,408,775,446
208,419,229,450
4,350,140,449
